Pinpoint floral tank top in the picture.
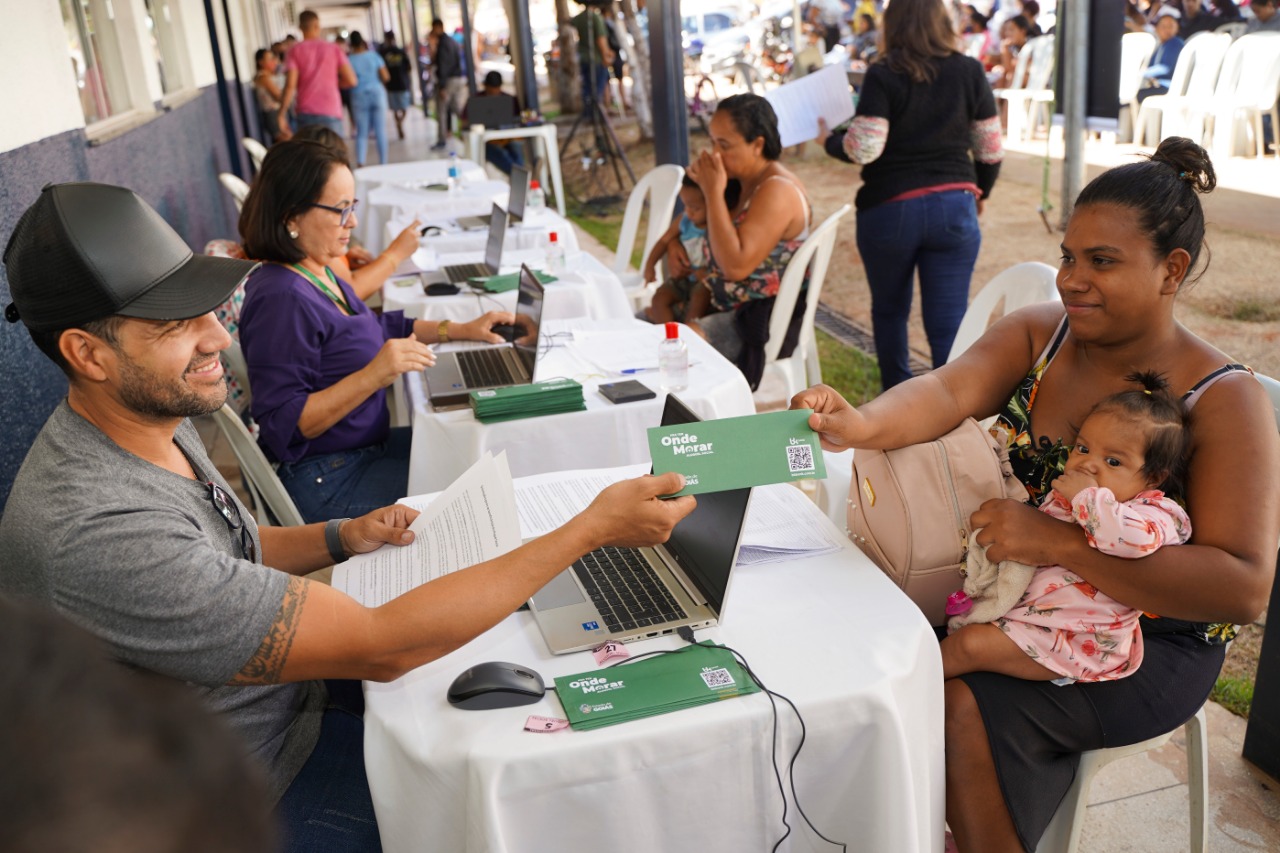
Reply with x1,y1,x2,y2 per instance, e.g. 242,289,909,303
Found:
991,318,1251,646
704,175,811,312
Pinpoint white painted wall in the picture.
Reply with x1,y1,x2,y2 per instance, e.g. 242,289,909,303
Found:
0,3,89,152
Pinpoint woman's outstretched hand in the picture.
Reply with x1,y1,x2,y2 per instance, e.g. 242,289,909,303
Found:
789,384,870,452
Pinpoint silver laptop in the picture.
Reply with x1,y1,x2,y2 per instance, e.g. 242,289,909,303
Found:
458,164,528,230
422,264,546,408
530,396,755,654
434,203,506,283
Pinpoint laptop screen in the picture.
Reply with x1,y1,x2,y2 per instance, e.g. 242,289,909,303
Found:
513,265,546,379
484,203,506,270
658,395,752,615
508,164,528,223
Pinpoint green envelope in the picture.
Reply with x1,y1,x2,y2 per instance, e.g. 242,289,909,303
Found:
553,643,759,730
470,270,558,293
647,409,826,497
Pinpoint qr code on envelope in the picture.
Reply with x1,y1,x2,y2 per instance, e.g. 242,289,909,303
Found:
786,444,815,474
701,667,735,689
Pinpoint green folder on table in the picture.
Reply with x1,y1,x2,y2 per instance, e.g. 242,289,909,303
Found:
469,378,585,422
553,643,759,731
470,270,558,293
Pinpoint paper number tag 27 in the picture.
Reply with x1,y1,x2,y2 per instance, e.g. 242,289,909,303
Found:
524,715,569,733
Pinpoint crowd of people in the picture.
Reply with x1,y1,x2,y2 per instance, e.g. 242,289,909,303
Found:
2,2,1279,853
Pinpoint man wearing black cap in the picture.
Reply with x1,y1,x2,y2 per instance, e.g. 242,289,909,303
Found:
0,183,692,851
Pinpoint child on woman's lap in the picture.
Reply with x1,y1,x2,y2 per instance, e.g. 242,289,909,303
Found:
642,177,738,323
942,372,1193,683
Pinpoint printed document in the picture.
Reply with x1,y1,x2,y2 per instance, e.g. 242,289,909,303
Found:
333,452,521,607
763,63,856,147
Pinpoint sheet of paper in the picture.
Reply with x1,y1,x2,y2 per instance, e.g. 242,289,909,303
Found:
763,63,856,147
568,327,664,373
512,463,649,538
737,483,844,565
333,452,521,607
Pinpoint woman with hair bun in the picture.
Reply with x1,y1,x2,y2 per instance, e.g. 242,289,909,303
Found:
794,137,1279,852
823,0,1003,390
683,93,812,388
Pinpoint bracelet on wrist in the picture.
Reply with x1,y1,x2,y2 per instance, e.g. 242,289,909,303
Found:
325,518,352,564
437,319,451,343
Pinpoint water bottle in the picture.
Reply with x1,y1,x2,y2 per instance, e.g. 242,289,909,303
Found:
546,231,566,273
527,179,546,213
658,322,689,392
447,152,460,197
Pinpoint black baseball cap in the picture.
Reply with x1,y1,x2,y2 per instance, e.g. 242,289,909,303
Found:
3,182,258,333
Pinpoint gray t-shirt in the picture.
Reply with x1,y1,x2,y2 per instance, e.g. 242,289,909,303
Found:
0,401,325,801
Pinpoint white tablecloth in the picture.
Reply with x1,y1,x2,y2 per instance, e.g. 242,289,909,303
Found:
354,158,487,204
362,180,511,254
403,319,755,495
382,252,632,327
386,208,581,257
360,488,945,853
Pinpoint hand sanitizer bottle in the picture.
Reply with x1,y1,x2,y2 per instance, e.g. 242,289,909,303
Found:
659,323,689,392
527,179,546,213
546,231,566,273
447,152,460,197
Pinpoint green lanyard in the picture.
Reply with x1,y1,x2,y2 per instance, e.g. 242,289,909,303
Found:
290,263,355,315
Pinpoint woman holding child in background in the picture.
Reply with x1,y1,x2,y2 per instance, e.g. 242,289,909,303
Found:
681,93,812,389
795,136,1278,852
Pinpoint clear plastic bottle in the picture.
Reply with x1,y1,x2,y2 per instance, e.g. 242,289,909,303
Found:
526,179,546,213
658,322,689,392
447,152,460,197
546,231,566,273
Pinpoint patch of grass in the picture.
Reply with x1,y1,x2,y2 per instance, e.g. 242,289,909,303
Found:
816,329,881,407
567,204,645,270
1211,676,1254,718
1228,300,1280,323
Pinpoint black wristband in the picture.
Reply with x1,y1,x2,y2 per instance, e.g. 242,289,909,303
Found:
325,518,351,564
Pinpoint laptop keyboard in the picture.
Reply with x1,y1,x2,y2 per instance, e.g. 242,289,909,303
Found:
457,348,512,388
444,262,491,281
573,547,688,633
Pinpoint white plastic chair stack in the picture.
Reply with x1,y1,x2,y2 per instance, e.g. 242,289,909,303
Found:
613,164,684,311
1171,34,1249,149
219,172,251,213
243,137,268,171
755,204,852,405
1134,32,1232,146
1000,35,1057,141
1118,31,1158,141
1204,33,1280,158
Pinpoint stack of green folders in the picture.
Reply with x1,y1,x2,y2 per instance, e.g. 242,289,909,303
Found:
469,378,585,422
474,270,557,293
553,643,760,730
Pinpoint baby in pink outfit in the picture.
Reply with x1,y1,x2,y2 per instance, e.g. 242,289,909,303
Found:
941,372,1192,683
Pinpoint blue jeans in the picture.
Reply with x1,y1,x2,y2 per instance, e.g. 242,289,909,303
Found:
276,427,412,524
485,139,526,175
277,680,381,853
351,89,389,166
580,65,610,105
856,189,982,389
295,113,345,136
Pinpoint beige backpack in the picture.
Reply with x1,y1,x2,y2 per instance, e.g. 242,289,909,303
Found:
846,418,1029,627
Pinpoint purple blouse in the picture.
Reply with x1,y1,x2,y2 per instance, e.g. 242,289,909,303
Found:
238,263,415,464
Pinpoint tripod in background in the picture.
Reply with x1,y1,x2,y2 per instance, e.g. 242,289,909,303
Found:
560,3,634,210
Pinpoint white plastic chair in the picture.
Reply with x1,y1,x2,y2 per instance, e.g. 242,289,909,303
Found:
755,204,852,404
1118,31,1158,140
219,172,251,213
210,404,305,528
614,164,685,309
1000,35,1057,141
947,262,1061,363
1134,32,1233,146
1203,33,1280,158
243,137,268,171
1215,21,1248,40
1035,706,1209,853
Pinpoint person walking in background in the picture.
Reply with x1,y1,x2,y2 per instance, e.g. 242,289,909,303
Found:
571,0,614,106
278,9,355,137
380,30,413,139
429,20,467,150
346,32,390,167
822,0,1001,389
253,48,290,143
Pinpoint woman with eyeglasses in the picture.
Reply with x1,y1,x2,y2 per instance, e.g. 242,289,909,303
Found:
237,138,512,523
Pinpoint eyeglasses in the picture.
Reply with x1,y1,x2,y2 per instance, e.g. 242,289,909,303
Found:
206,481,257,563
306,198,359,227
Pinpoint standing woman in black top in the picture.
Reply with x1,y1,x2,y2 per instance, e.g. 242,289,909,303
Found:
823,0,1003,389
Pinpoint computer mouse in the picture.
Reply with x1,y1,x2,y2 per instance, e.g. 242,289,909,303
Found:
447,661,546,710
490,323,527,342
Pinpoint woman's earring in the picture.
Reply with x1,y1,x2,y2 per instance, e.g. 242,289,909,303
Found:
289,229,299,239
